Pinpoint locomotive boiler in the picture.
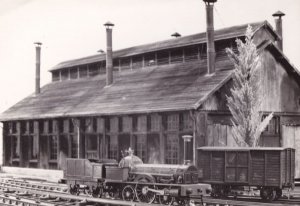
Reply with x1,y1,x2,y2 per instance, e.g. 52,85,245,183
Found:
64,153,211,204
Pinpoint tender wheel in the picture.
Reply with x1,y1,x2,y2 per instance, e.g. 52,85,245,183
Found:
260,187,276,202
174,197,189,206
92,186,103,198
122,185,135,201
69,184,79,195
159,188,173,205
135,184,156,203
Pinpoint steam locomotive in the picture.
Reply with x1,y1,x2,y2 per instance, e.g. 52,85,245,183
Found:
64,151,211,205
64,147,295,203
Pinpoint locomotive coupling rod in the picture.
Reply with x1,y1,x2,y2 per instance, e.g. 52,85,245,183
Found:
147,187,179,196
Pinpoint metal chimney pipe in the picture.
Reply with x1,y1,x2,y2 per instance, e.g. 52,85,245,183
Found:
182,135,193,165
204,0,217,74
104,21,114,86
272,11,285,51
34,42,42,95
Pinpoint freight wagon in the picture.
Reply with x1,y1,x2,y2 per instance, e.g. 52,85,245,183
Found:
197,147,295,201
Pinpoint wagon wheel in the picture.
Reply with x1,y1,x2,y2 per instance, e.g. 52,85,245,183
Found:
122,185,136,201
260,187,276,202
159,188,173,205
92,186,103,198
274,188,282,200
134,175,156,203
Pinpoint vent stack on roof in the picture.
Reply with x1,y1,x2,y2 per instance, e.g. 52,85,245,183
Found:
272,11,285,51
104,21,114,86
34,42,42,95
203,0,217,74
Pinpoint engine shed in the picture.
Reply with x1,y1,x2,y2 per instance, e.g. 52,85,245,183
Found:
0,2,300,180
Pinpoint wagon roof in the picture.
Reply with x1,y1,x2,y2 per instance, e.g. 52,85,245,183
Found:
197,146,294,151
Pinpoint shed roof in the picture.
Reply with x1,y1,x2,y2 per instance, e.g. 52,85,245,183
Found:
50,21,277,71
0,59,234,121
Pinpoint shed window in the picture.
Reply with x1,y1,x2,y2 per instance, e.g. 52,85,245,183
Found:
165,134,179,164
12,136,20,159
144,53,156,67
70,68,78,79
170,49,183,63
52,71,60,82
70,134,78,158
185,46,199,62
135,134,146,162
88,63,99,76
108,135,118,160
79,66,88,78
137,116,147,132
150,115,160,132
132,56,143,69
29,135,38,159
49,135,58,160
157,51,169,65
263,116,280,135
182,113,193,131
120,58,131,70
167,114,179,131
8,122,17,134
61,69,69,80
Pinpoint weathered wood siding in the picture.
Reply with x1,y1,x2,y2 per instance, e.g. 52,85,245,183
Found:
282,125,300,178
201,80,232,111
260,50,300,112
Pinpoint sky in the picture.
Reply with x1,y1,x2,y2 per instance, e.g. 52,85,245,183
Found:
0,0,299,113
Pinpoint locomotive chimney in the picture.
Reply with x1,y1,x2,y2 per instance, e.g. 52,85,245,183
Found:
272,11,285,51
104,21,114,86
182,135,193,165
34,42,42,95
203,0,217,74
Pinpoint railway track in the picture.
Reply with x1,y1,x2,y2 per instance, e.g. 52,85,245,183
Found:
0,177,299,206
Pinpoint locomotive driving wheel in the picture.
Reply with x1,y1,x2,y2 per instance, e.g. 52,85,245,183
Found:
134,174,156,203
158,188,173,205
122,185,136,201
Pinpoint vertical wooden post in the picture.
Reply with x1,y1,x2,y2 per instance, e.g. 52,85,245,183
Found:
159,114,165,164
16,122,21,167
34,121,40,165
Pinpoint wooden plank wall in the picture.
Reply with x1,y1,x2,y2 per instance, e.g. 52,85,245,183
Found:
282,125,300,178
206,124,237,147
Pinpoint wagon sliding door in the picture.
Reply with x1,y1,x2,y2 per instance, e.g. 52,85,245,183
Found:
225,151,249,183
282,125,300,179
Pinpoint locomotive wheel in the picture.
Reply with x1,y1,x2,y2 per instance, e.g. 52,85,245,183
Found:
174,197,189,206
92,186,103,198
135,183,156,203
260,187,276,202
159,188,173,205
122,185,135,201
69,184,79,196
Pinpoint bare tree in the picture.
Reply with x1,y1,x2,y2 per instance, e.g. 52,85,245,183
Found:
226,25,273,147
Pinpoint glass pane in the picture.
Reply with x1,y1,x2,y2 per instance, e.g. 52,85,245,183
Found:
227,152,236,165
237,152,248,166
226,168,236,181
237,168,248,182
